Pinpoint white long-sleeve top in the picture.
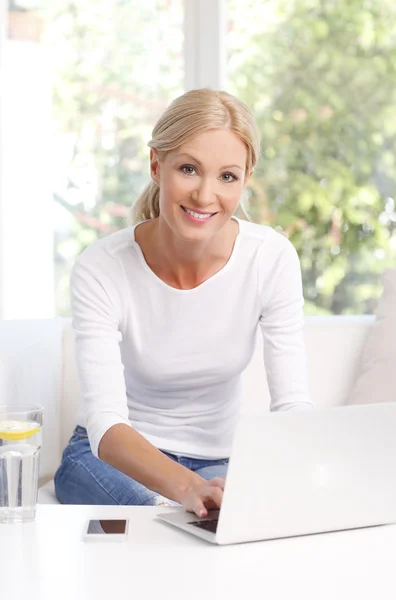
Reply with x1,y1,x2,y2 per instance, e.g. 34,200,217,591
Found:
72,217,314,459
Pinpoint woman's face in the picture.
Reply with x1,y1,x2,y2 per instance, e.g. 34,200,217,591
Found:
150,128,251,243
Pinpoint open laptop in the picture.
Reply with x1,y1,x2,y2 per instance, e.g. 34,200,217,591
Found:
157,402,396,545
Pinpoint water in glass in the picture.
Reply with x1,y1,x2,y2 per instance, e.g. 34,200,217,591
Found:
0,413,42,523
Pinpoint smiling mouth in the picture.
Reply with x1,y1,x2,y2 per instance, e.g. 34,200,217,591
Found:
181,206,218,219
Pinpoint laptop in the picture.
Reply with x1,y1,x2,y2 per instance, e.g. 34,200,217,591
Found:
157,402,396,545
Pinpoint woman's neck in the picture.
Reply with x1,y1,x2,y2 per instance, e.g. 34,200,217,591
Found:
134,217,239,290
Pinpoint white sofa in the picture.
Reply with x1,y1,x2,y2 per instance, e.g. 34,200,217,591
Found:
0,316,375,504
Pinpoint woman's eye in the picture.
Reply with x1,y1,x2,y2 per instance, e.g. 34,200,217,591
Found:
221,173,238,183
180,165,196,175
179,165,238,182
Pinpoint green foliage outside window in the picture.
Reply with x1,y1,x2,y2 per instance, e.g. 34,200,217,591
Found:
228,0,396,315
40,0,396,315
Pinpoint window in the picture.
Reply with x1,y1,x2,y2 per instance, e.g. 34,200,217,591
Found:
3,0,394,317
227,0,396,314
39,0,184,315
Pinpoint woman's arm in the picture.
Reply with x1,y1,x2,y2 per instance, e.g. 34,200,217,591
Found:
71,247,222,514
259,239,314,412
99,423,219,507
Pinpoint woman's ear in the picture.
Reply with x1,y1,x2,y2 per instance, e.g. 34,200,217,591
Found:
243,168,254,187
150,149,161,185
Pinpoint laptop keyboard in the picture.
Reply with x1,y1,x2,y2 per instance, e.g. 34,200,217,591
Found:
188,518,219,533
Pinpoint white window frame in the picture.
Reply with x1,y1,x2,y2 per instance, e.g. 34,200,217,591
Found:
0,4,54,320
184,0,225,91
0,1,7,320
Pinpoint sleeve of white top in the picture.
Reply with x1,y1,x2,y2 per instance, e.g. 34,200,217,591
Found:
70,248,131,458
259,238,314,412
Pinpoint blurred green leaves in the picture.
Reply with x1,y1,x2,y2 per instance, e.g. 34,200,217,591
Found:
228,0,396,314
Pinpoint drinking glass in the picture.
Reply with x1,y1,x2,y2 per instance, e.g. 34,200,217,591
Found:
0,405,43,523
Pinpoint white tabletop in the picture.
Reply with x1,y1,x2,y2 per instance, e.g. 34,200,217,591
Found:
2,504,396,600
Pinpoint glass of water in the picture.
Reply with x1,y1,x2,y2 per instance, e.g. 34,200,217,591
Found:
0,405,43,524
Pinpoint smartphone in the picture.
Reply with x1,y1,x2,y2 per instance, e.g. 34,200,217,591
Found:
84,519,129,542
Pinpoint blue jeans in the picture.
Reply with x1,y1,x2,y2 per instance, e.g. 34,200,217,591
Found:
54,425,229,506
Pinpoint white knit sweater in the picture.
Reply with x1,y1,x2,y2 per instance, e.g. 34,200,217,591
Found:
72,217,313,459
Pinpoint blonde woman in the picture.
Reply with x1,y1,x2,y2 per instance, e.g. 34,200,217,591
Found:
54,88,314,518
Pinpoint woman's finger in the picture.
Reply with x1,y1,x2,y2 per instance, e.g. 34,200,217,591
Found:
208,476,226,489
182,479,225,517
202,485,223,509
193,498,208,518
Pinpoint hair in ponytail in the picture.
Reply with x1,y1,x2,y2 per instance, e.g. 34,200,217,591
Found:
130,181,160,223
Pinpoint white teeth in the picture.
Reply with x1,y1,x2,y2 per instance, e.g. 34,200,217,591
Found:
183,207,213,219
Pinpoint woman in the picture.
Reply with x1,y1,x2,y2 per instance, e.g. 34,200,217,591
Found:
54,88,313,518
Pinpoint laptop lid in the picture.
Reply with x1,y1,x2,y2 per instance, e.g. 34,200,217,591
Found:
216,403,396,545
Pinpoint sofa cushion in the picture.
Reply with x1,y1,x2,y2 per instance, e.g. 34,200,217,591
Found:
348,268,396,406
61,325,81,450
0,318,67,484
38,479,59,505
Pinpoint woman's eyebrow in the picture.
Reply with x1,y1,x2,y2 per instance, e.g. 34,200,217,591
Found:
175,153,244,171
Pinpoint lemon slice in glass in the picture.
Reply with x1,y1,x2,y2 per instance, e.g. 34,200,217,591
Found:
0,420,40,441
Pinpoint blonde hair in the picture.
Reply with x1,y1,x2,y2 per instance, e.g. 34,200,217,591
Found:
129,88,261,225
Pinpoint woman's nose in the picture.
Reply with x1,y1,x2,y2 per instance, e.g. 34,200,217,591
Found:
193,177,216,205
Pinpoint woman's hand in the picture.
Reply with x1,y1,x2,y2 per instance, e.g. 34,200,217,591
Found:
180,477,226,518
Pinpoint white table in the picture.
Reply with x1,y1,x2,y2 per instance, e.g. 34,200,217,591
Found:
2,504,396,600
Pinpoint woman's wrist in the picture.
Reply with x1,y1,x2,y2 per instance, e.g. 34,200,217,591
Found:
173,470,204,505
